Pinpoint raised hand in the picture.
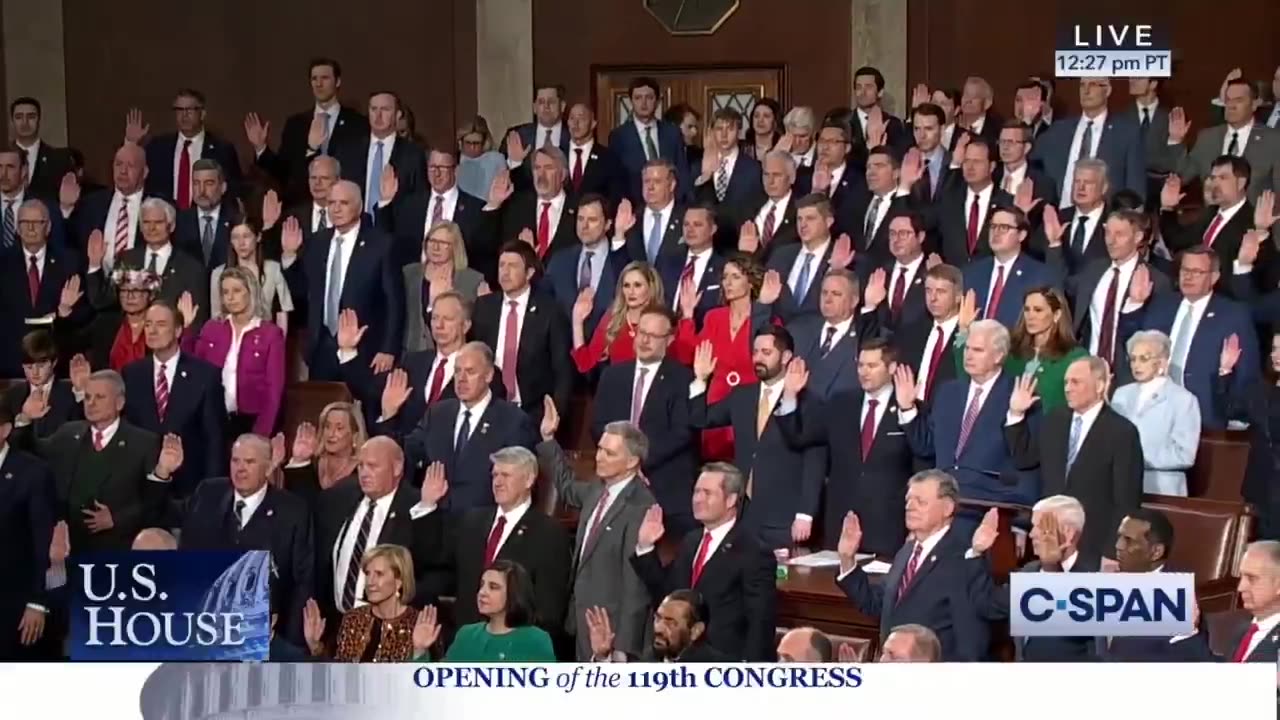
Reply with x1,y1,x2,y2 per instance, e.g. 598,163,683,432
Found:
412,605,441,655
837,643,859,663
1167,106,1190,145
910,83,931,109
82,501,114,533
261,189,282,230
1008,375,1039,416
863,268,887,308
177,292,198,329
1014,178,1038,212
243,113,270,153
692,340,718,382
506,131,529,164
124,108,149,144
1220,333,1242,374
836,512,863,569
1159,174,1185,211
957,289,979,331
270,433,286,473
758,269,783,305
584,607,615,659
49,521,70,566
1240,229,1264,266
58,172,81,211
1254,190,1278,230
925,252,943,270
613,198,636,237
571,287,594,325
376,370,410,421
336,308,367,351
487,171,514,209
540,396,560,441
811,162,833,193
87,230,105,268
476,281,492,297
699,143,721,183
783,357,810,398
637,504,665,548
369,353,395,374
738,221,761,254
1128,264,1153,305
57,276,82,318
1220,68,1243,102
899,147,924,189
971,508,1000,555
677,275,701,320
828,233,855,269
69,354,91,393
421,462,449,507
379,164,399,204
281,217,304,258
1034,510,1064,568
1041,205,1064,247
952,132,971,162
291,422,319,463
303,599,326,655
893,364,918,408
864,107,887,148
307,115,327,151
21,386,50,420
773,133,794,154
156,433,184,478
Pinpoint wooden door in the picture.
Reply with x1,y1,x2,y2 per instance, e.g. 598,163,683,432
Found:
592,65,785,139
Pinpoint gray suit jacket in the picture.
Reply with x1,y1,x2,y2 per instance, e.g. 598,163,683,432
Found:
401,263,485,355
537,439,656,661
1110,379,1201,496
1172,124,1280,202
1122,103,1179,176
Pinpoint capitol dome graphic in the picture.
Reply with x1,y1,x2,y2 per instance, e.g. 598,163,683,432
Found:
198,551,272,661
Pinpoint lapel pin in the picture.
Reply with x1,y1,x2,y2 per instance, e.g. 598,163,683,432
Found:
590,154,598,161
338,119,345,126
1016,269,1023,276
389,511,397,520
480,422,490,434
517,528,525,536
1206,312,1215,318
4,472,11,479
604,525,611,532
359,241,365,247
253,352,260,358
118,440,125,447
417,460,424,468
180,370,187,378
724,542,733,550
529,305,537,313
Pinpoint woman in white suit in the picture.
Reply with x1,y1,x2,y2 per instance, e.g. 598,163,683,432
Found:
1111,330,1201,496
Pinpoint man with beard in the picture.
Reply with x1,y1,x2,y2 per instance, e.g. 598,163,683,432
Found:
585,589,731,662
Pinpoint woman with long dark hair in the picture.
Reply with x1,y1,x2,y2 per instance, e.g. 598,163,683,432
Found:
414,560,556,662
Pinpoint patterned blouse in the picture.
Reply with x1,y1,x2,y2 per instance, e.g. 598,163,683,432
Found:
332,605,419,663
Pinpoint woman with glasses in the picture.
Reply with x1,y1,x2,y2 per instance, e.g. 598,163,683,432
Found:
1111,330,1201,496
209,219,293,334
403,221,486,354
570,261,671,373
53,266,160,371
456,115,506,200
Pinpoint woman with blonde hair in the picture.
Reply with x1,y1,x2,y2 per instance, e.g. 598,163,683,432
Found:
570,261,675,373
280,401,367,506
456,115,506,200
403,221,487,354
303,544,426,662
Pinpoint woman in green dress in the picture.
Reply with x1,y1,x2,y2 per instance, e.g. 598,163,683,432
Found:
954,285,1086,411
417,559,557,662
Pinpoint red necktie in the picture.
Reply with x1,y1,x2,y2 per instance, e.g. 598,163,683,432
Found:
536,202,551,258
762,204,777,245
426,357,448,403
966,194,981,255
1097,268,1121,364
501,301,520,401
27,255,40,307
93,429,105,452
860,398,879,460
572,148,584,191
924,326,947,401
986,265,1006,320
1203,212,1225,248
890,266,907,317
155,363,170,423
581,490,611,555
483,514,507,566
680,256,696,287
690,531,713,586
1231,622,1259,662
177,139,192,209
896,543,923,602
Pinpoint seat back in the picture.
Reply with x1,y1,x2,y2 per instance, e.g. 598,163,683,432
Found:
1141,496,1252,581
1188,430,1250,500
281,381,355,445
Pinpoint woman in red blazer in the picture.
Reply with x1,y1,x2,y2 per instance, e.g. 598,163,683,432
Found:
182,265,286,437
572,261,684,373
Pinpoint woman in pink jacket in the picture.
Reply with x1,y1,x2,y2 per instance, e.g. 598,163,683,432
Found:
182,265,286,437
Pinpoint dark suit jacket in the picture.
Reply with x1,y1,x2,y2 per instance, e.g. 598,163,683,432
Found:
870,257,929,332
763,241,836,324
121,353,226,493
377,187,486,269
607,120,692,204
962,253,1061,330
545,243,630,339
850,112,912,155
26,142,72,198
477,192,578,273
257,105,369,204
932,185,1016,265
65,188,149,254
693,154,764,250
331,134,427,211
1019,554,1103,662
347,349,506,434
1006,406,1144,559
592,359,696,522
847,190,915,269
743,194,799,262
2,381,82,440
657,250,725,326
630,523,776,660
1032,115,1146,201
1104,632,1215,661
0,447,55,659
838,528,995,661
993,163,1059,209
471,291,573,426
144,131,243,202
179,479,314,644
119,243,211,330
786,312,879,399
174,202,239,271
0,244,83,375
563,142,624,206
896,316,959,406
1159,203,1276,295
622,205,686,263
400,396,538,511
1028,206,1108,273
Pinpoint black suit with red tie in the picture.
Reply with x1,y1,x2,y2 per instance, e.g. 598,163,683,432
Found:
871,257,929,332
629,522,777,660
1160,201,1278,296
896,317,959,408
470,290,573,428
0,244,83,376
478,192,579,271
564,143,624,208
933,184,1015,266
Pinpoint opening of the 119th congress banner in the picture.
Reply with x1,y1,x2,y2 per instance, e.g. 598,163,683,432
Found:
0,1,1279,716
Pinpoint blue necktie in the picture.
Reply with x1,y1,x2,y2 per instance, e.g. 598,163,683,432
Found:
455,408,472,455
1169,305,1195,385
1066,415,1083,474
320,112,333,154
578,250,594,291
646,211,664,262
366,140,384,216
325,234,345,335
794,252,815,301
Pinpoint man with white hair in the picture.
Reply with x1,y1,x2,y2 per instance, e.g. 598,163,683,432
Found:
117,197,210,329
782,106,818,169
1018,495,1101,661
1221,540,1280,662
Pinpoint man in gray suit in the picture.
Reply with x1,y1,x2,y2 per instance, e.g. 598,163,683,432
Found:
536,396,655,661
1167,78,1280,201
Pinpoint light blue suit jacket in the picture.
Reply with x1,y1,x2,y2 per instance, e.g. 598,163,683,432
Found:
1110,379,1201,496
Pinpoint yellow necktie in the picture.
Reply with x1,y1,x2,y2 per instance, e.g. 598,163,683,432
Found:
756,387,772,437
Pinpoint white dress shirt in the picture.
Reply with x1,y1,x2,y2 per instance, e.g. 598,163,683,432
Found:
332,491,396,609
1222,123,1254,156
633,119,659,159
223,317,262,413
631,359,661,416
792,146,816,169
916,315,960,400
838,523,951,582
681,248,714,290
311,203,331,233
101,190,144,270
1241,611,1280,659
986,253,1020,304
495,289,531,404
581,476,636,556
1060,111,1108,206
424,186,460,237
755,192,792,231
1169,294,1211,362
820,316,855,349
143,243,175,277
1088,254,1139,355
365,134,397,196
966,183,995,232
1070,205,1105,254
1070,401,1105,445
1135,100,1159,126
233,483,269,529
865,189,904,239
173,131,205,198
539,192,568,243
24,245,47,282
860,384,893,433
1208,198,1248,246
1001,162,1028,194
323,223,361,313
454,391,493,446
487,499,532,556
426,351,458,402
890,253,925,301
90,418,121,447
787,240,830,297
17,140,40,180
643,199,675,243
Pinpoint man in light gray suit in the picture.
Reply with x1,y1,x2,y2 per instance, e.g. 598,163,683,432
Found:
535,396,655,661
1167,78,1280,201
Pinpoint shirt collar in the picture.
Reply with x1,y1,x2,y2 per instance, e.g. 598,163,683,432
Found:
498,498,532,526
1219,197,1247,217
570,137,594,152
702,518,735,544
1111,253,1139,273
234,483,269,516
25,244,46,264
896,252,925,275
1081,109,1107,125
1,189,24,205
800,238,830,259
648,199,675,217
147,242,174,261
823,315,854,339
180,129,205,144
865,383,893,405
971,370,1002,396
913,524,951,557
1073,400,1104,426
505,286,532,304
337,221,362,243
314,102,338,116
1136,99,1159,114
1252,610,1280,635
93,418,121,440
933,314,960,334
1062,551,1080,572
636,357,662,375
154,351,180,371
1182,293,1212,312
432,185,459,203
462,390,493,417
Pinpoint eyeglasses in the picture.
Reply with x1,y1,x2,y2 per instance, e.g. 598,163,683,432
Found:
635,329,671,341
989,223,1021,234
172,106,204,114
1127,353,1161,363
428,164,456,172
17,220,47,229
887,229,918,240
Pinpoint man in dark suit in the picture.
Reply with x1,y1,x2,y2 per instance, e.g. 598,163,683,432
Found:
173,158,238,271
592,307,696,537
692,108,763,242
546,193,629,338
689,326,825,549
776,339,914,554
0,199,82,376
834,469,999,661
584,589,733,662
1031,78,1146,205
562,103,623,206
898,264,963,406
994,121,1058,209
119,198,211,330
738,152,800,261
805,121,868,235
479,147,577,269
785,268,876,399
760,193,841,324
1017,495,1102,661
607,77,691,205
416,445,571,639
1218,540,1280,662
847,147,916,270
281,180,404,381
906,104,954,207
376,147,486,269
399,342,537,509
501,83,572,181
1126,77,1179,207
313,436,450,624
1120,245,1260,429
141,88,243,204
266,154,340,262
10,97,71,198
331,91,426,222
121,300,226,495
63,142,148,259
470,241,572,428
3,331,81,438
1014,79,1054,139
12,369,181,553
933,138,1014,265
0,146,68,253
179,434,313,646
657,204,725,326
862,211,931,332
1006,355,1144,559
0,405,56,660
617,159,685,264
247,57,369,205
851,66,912,154
1159,157,1270,292
962,206,1060,329
1031,159,1113,273
630,463,776,660
958,77,1003,149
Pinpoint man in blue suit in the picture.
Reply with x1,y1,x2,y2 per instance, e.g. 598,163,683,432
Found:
281,180,404,381
401,342,537,510
545,193,629,341
834,469,999,661
0,146,68,252
657,204,725,327
897,319,1037,505
608,77,691,206
785,268,877,399
760,193,840,324
692,108,763,242
501,83,572,180
1119,244,1259,429
1032,78,1145,206
962,206,1059,329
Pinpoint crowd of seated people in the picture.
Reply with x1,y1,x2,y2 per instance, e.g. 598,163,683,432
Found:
2,58,1280,663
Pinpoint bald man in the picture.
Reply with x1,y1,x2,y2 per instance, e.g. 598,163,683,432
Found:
132,528,178,550
281,178,404,381
180,434,314,644
776,627,834,662
312,436,450,625
63,142,148,269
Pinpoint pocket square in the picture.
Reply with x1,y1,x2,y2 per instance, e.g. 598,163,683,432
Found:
886,431,905,436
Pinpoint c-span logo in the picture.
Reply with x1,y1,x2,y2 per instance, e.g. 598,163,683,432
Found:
1010,572,1194,637
70,550,271,661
